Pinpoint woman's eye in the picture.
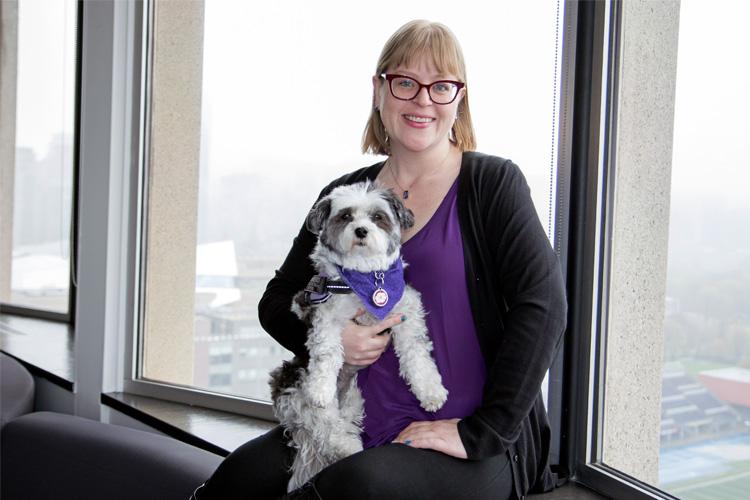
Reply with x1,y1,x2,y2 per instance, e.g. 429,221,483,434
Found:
397,78,415,88
433,82,452,94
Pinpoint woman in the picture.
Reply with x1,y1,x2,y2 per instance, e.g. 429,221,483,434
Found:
195,19,566,500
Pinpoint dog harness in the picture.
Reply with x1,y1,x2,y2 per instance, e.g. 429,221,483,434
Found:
301,259,406,321
302,275,352,305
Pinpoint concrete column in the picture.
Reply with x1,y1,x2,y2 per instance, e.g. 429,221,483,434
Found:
142,0,204,385
0,0,18,301
602,0,681,484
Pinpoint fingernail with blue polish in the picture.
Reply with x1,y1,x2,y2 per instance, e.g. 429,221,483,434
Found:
401,315,407,322
404,440,412,446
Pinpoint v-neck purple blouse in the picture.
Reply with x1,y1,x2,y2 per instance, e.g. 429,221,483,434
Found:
356,178,487,448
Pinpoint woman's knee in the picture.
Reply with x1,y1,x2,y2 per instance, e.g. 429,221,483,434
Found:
200,426,293,499
312,444,513,500
312,444,425,499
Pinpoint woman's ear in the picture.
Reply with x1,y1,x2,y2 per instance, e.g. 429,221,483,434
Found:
456,87,466,107
372,75,383,110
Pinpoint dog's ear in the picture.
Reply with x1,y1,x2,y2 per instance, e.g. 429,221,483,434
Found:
381,188,415,230
305,196,332,235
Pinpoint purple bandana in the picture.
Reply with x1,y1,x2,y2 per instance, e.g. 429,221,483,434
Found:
336,258,405,320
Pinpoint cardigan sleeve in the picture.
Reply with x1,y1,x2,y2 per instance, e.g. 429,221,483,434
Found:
458,160,567,460
257,224,316,357
257,183,335,357
257,164,378,356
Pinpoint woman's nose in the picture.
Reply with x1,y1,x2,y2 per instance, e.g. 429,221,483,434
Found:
415,86,432,105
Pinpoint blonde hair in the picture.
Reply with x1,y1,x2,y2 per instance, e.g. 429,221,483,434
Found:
362,20,477,155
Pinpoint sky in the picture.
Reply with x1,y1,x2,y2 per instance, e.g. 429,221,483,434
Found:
196,0,565,239
14,0,76,159
11,0,750,265
670,0,750,206
14,0,750,203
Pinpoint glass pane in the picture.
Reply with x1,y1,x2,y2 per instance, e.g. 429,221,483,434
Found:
144,0,563,401
3,0,77,314
658,1,750,497
599,0,750,495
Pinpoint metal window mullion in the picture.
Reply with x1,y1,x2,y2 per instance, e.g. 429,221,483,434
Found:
547,0,579,471
557,0,608,481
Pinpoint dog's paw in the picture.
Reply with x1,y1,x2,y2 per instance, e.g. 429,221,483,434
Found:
331,434,363,459
418,384,448,412
304,381,336,408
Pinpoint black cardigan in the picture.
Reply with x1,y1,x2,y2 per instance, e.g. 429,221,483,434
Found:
258,151,567,499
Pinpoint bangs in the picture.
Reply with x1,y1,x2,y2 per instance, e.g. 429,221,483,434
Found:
378,21,465,80
363,20,477,155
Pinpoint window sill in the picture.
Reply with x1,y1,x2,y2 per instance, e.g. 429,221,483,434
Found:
0,313,74,390
101,391,276,457
0,315,604,498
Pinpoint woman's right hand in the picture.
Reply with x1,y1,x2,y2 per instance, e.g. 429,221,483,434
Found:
341,309,406,366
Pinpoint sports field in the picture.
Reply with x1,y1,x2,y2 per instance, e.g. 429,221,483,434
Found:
660,434,750,499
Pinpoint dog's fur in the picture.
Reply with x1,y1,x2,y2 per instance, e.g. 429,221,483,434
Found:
269,181,448,491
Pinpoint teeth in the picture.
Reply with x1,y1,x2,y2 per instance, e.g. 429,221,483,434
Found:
404,115,434,123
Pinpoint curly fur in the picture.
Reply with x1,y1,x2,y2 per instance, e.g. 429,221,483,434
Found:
269,181,448,492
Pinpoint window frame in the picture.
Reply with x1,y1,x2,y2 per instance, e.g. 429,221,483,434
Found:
119,0,276,421
0,0,83,325
122,0,575,426
116,7,689,499
561,1,681,499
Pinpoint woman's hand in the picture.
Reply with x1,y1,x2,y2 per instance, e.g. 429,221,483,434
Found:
392,418,468,459
341,309,404,366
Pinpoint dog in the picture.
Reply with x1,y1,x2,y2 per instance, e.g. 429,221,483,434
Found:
269,180,448,492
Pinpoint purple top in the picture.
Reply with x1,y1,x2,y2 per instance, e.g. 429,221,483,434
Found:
357,178,487,448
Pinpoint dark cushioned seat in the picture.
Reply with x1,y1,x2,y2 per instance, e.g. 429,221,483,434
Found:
1,411,222,500
0,353,35,427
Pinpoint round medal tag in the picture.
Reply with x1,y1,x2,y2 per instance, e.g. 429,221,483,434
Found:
372,288,389,307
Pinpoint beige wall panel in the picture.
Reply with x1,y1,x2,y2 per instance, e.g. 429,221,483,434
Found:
143,0,205,384
0,1,18,300
603,0,681,484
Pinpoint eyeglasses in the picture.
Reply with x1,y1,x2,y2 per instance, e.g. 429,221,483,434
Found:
380,74,465,105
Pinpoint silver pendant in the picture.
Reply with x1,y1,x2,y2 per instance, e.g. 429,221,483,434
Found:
372,287,389,307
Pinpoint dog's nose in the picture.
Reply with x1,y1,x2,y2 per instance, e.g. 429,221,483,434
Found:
355,227,368,239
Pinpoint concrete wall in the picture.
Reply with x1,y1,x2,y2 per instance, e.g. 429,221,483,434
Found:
0,0,18,301
142,0,205,385
602,0,681,485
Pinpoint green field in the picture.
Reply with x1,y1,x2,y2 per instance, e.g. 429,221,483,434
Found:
668,461,750,500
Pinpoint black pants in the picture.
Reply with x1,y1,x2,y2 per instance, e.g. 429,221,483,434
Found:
198,425,514,500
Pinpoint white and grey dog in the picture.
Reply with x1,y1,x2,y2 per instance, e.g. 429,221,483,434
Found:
269,181,448,491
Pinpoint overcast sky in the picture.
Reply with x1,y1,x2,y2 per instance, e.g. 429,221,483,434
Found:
13,0,750,223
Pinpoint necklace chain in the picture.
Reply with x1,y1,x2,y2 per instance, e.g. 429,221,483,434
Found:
387,160,412,199
386,149,455,200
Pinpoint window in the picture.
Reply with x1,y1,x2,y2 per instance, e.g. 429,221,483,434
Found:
0,0,78,319
134,0,564,412
650,1,750,497
579,1,750,497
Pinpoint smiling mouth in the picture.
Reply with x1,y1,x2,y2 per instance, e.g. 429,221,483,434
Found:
403,114,435,123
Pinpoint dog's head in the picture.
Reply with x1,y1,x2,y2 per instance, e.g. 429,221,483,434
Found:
307,181,414,272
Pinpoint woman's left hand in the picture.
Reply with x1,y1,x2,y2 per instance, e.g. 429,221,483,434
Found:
392,418,468,459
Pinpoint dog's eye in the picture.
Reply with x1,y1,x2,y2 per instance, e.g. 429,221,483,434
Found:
340,213,352,221
372,213,382,221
